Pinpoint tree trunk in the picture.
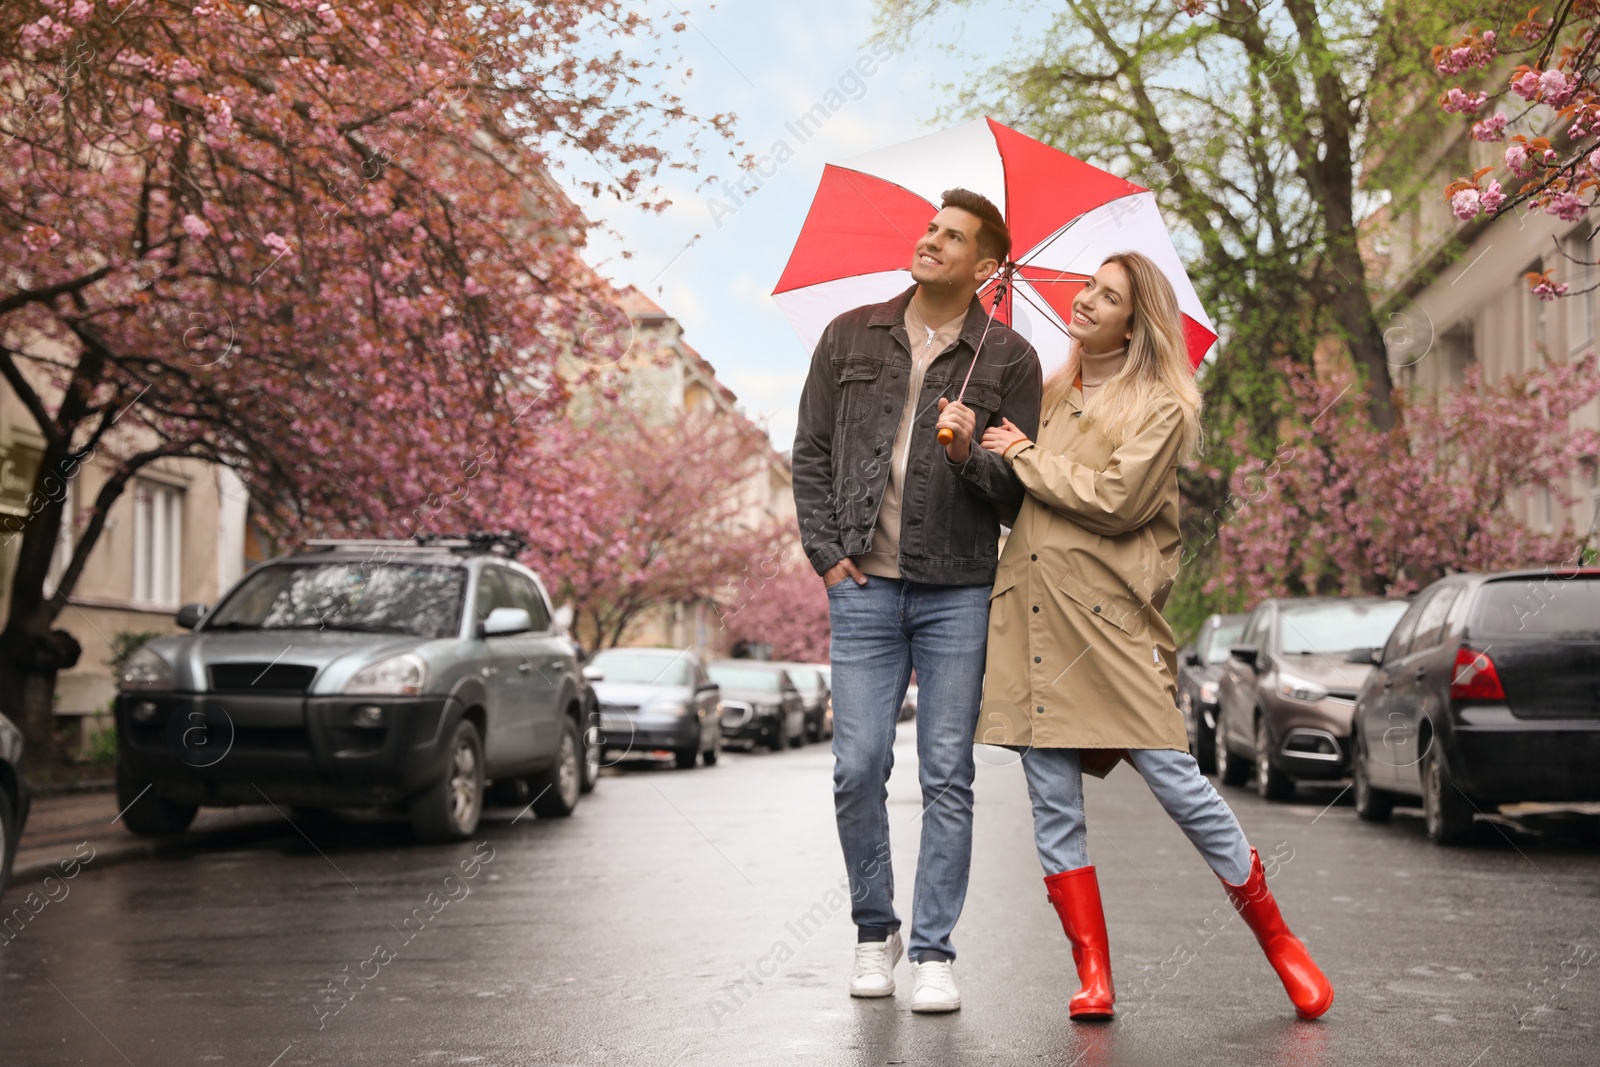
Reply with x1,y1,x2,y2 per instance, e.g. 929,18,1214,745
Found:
0,624,81,767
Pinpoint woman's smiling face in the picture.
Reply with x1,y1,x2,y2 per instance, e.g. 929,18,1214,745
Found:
1066,261,1135,352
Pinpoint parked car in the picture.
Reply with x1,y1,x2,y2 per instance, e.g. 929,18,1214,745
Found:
774,662,829,742
114,534,594,843
582,648,721,769
1349,568,1600,844
0,710,30,899
1178,613,1249,773
708,661,806,750
1215,596,1411,799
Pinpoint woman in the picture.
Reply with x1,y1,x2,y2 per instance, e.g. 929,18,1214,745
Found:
933,251,1332,1022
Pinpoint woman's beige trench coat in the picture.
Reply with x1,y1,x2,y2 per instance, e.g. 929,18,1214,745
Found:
976,381,1190,758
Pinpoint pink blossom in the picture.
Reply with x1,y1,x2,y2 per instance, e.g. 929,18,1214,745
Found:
1472,112,1508,141
1512,70,1543,99
1530,277,1570,300
181,213,212,240
1504,143,1535,176
1451,188,1481,220
1479,180,1506,214
1540,68,1575,105
262,232,292,256
1441,88,1487,114
1544,191,1587,221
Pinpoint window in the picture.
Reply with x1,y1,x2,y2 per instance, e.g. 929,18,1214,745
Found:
1382,595,1426,663
132,481,183,606
1409,586,1460,652
204,562,465,639
504,570,551,631
473,567,513,625
1567,228,1596,354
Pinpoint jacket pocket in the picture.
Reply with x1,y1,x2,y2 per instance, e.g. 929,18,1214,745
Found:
1056,567,1148,638
835,356,882,423
963,380,1004,417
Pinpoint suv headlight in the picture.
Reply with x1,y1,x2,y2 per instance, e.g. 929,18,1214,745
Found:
345,653,427,696
1276,672,1329,704
644,696,694,718
120,646,176,691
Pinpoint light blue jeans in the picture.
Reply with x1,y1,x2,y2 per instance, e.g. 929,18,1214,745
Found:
1020,746,1252,884
827,576,990,963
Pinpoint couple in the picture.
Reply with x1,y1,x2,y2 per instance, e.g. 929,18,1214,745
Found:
791,189,1332,1021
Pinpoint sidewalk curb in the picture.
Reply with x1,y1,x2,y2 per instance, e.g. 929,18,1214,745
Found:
7,817,291,889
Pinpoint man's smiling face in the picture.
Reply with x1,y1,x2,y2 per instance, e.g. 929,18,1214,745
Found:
910,207,993,290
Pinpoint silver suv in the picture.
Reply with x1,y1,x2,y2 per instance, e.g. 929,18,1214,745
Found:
114,534,597,842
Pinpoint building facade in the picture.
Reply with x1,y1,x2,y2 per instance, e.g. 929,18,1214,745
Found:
1363,82,1600,547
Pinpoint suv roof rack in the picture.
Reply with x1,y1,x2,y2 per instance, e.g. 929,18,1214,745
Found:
303,532,528,558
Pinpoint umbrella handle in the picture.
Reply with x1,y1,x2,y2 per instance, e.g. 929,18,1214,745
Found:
935,275,1008,450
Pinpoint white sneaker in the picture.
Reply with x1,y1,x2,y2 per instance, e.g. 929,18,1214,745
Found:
849,931,903,997
910,959,961,1013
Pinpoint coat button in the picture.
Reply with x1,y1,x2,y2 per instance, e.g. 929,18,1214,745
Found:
1036,705,1045,714
1093,605,1102,613
1032,606,1040,613
1043,419,1049,427
1034,656,1041,663
1030,554,1037,561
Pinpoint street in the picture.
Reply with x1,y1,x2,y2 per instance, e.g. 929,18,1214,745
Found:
3,725,1597,1067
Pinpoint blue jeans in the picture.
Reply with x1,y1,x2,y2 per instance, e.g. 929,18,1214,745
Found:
827,576,990,963
1020,746,1252,884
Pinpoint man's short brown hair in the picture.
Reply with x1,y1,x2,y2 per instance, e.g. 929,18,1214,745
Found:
941,188,1011,266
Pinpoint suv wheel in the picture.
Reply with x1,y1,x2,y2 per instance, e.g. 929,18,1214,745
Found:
530,716,582,817
1254,715,1295,801
1215,711,1248,786
410,719,484,842
674,745,699,770
1352,735,1395,822
1422,748,1475,844
116,766,198,836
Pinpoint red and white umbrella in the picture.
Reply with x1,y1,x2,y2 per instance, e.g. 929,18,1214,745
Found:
773,118,1216,376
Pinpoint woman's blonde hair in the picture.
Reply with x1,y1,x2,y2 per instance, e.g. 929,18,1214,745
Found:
1041,251,1202,460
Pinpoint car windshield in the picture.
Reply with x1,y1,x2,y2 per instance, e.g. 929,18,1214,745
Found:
1276,600,1410,656
1472,576,1600,636
708,664,782,692
784,667,823,696
590,651,692,685
1205,621,1246,663
205,561,464,639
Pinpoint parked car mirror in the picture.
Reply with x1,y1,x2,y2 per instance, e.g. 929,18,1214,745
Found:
175,603,207,630
696,680,718,692
1229,645,1259,669
552,604,574,632
1182,648,1201,667
581,664,604,682
1345,646,1380,666
479,607,532,637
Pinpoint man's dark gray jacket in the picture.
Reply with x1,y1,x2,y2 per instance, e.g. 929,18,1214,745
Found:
792,285,1043,587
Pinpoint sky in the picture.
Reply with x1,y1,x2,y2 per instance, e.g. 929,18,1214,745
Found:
550,1,1034,453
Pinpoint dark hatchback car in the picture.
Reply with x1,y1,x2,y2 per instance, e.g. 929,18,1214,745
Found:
0,710,30,898
1350,569,1600,843
1216,596,1411,799
1178,613,1249,774
583,648,722,769
774,662,829,742
114,536,595,843
708,661,806,751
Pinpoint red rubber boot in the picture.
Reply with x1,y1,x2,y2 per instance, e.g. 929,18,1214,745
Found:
1043,866,1115,1020
1220,848,1334,1019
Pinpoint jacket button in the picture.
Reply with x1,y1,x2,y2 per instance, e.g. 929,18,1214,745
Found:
1036,705,1045,714
1030,554,1037,561
883,403,892,412
865,495,874,505
1032,606,1039,613
1034,656,1041,663
891,370,899,378
875,443,884,454
1093,605,1102,613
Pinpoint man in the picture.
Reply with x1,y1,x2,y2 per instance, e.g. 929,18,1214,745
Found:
791,188,1042,1012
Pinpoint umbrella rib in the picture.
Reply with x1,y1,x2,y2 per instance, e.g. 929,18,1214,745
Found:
1014,191,1148,269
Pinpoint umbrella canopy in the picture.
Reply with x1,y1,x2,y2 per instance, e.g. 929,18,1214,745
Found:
773,118,1216,376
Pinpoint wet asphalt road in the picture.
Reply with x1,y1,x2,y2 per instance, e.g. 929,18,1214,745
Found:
2,724,1597,1067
